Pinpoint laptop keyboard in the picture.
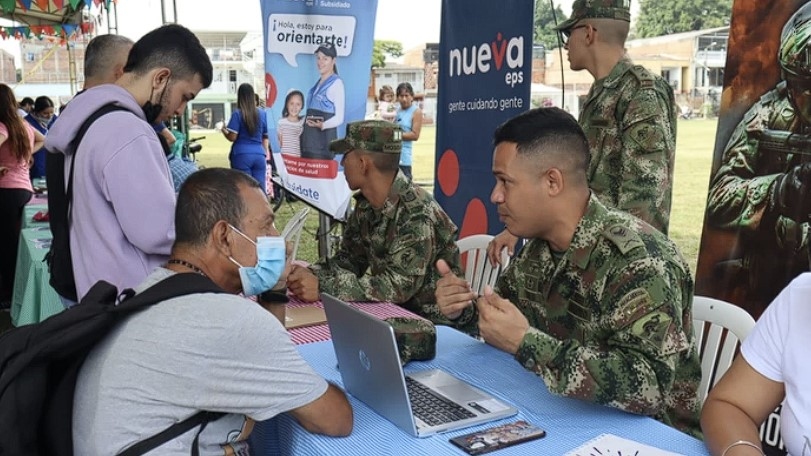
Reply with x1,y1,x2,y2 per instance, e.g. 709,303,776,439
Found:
405,377,476,426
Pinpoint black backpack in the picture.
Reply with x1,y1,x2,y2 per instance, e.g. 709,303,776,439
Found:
0,273,226,456
44,103,132,302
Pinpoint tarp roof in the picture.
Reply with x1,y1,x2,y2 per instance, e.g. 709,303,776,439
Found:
0,0,110,39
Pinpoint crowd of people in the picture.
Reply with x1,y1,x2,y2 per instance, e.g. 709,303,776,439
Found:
0,0,806,453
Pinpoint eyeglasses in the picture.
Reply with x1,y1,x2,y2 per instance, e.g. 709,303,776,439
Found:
560,24,594,45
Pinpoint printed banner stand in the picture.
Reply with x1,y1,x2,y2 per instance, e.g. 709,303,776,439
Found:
694,2,809,454
433,0,533,238
260,0,378,220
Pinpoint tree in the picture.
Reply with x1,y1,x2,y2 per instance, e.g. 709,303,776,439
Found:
534,0,568,50
372,40,403,68
635,0,732,38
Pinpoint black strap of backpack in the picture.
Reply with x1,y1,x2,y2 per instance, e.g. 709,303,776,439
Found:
66,103,130,217
108,272,223,312
112,272,227,456
118,410,224,456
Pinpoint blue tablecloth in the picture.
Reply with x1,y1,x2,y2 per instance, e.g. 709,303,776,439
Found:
251,326,708,455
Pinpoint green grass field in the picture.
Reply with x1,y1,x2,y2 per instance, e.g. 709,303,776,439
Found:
196,119,718,272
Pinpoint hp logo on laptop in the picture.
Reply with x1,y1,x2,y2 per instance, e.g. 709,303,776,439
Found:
358,350,371,371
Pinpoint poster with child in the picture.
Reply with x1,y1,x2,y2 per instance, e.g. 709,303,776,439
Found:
260,0,379,220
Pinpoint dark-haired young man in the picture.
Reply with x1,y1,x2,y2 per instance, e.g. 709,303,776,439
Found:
45,24,213,299
435,108,701,437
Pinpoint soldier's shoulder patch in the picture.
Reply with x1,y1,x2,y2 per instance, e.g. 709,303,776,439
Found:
602,223,644,255
630,310,672,351
402,187,418,203
629,65,655,88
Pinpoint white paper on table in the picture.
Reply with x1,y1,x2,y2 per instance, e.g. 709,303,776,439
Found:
565,433,685,456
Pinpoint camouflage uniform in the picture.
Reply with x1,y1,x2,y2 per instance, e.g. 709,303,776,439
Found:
556,0,677,234
706,82,810,305
579,56,677,234
312,120,463,325
492,195,701,437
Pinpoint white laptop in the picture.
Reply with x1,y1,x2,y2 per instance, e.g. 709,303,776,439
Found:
322,293,518,438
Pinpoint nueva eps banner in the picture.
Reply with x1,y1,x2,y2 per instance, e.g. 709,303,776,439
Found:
695,2,811,453
259,0,378,220
433,0,533,237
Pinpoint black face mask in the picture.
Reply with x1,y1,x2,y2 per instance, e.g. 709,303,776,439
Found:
142,80,169,124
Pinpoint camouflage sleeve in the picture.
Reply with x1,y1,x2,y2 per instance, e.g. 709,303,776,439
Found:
706,102,778,233
313,210,435,303
618,82,676,233
312,209,369,277
514,260,694,417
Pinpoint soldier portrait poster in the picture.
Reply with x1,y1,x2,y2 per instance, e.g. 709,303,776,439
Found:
695,1,811,453
260,0,378,220
433,0,533,237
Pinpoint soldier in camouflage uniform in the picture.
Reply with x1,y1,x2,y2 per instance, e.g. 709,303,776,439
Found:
436,108,701,437
487,0,676,263
287,120,464,325
707,3,811,308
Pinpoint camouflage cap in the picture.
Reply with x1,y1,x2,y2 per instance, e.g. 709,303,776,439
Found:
384,317,436,365
329,120,402,155
555,0,631,31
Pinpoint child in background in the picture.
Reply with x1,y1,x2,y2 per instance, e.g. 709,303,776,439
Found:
377,85,397,122
277,90,305,157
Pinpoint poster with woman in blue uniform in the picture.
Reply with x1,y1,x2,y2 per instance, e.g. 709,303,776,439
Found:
260,0,378,219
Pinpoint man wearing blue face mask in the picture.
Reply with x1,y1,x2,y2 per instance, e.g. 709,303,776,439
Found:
45,24,213,301
73,168,353,455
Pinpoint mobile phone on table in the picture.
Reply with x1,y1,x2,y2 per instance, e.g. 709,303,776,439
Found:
449,420,546,455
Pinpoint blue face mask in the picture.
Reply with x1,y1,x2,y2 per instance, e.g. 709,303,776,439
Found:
227,225,286,296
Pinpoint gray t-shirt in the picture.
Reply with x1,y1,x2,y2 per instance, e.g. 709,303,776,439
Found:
73,268,328,455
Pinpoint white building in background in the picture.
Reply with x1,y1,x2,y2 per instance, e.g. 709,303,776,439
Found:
366,62,428,121
187,30,264,129
3,30,266,123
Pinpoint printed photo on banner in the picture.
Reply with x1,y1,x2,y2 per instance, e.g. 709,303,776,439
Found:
260,1,378,219
696,0,811,321
695,5,809,454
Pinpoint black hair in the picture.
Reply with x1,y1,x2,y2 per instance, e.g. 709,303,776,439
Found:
282,90,304,119
237,83,259,136
396,82,414,96
175,168,262,246
20,97,34,106
359,150,400,173
123,24,213,88
33,96,54,114
493,107,590,177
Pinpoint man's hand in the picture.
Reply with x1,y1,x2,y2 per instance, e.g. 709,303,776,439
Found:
477,285,529,354
287,265,320,302
486,229,518,267
435,259,477,320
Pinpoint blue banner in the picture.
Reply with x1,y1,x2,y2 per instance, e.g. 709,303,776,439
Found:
260,0,378,219
434,0,533,237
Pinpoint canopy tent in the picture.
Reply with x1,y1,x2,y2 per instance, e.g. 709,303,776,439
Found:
0,1,109,38
0,0,115,92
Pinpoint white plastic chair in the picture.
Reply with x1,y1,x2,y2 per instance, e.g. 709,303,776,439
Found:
456,234,510,296
692,295,757,403
281,207,310,261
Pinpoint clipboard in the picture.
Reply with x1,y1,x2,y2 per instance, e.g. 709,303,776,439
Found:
284,306,328,329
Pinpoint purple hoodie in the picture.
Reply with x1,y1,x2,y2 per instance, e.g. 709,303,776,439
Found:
46,84,175,299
